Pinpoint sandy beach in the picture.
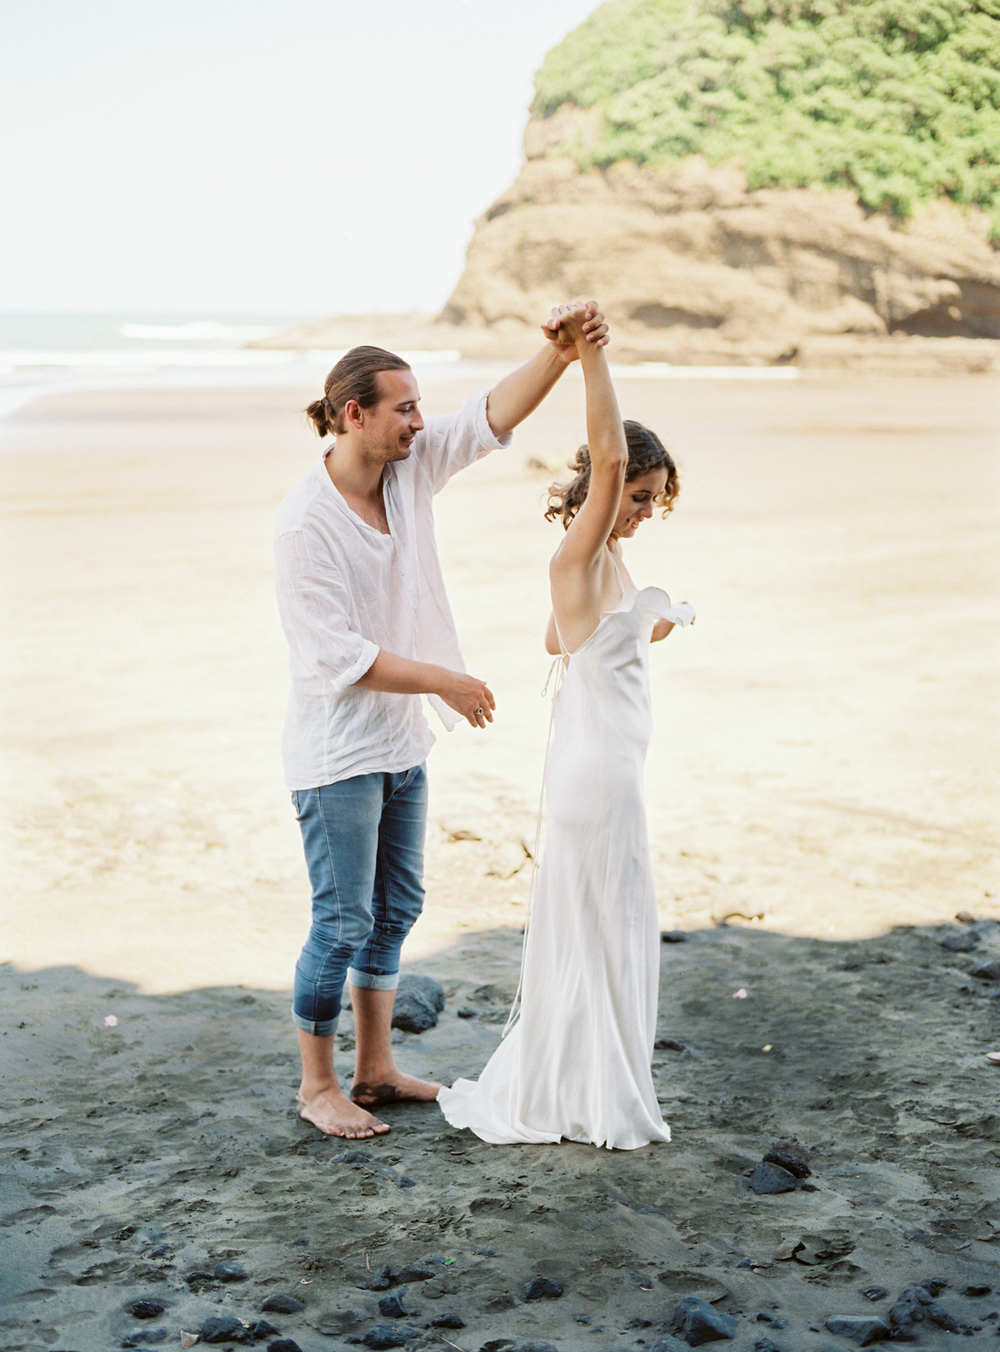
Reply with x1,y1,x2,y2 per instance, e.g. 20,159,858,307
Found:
2,370,1000,1350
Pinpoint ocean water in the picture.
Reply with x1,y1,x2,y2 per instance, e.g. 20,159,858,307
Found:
0,313,797,420
0,311,467,419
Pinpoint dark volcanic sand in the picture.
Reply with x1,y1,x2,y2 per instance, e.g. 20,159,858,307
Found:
3,921,1000,1352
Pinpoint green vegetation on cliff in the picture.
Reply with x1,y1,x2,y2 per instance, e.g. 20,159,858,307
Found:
534,0,1000,230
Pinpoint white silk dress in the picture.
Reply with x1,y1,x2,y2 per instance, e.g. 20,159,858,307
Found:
438,565,694,1150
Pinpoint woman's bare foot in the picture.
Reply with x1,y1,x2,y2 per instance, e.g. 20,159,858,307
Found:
296,1085,390,1137
350,1070,442,1109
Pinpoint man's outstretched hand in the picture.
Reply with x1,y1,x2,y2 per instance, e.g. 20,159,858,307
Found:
541,299,609,364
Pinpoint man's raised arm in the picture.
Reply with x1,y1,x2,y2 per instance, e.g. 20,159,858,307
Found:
485,301,609,437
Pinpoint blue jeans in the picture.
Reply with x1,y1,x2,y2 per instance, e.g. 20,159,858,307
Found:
291,763,427,1037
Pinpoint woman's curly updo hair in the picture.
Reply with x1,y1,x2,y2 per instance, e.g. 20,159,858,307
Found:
305,345,412,438
545,420,680,529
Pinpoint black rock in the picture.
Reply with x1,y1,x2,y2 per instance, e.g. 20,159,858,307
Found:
918,1278,948,1296
456,1007,478,1018
662,931,688,943
888,1284,963,1334
965,1283,992,1296
215,1260,249,1282
378,1292,411,1319
940,930,979,952
763,1141,811,1179
522,1277,564,1301
755,1314,787,1328
396,1177,416,1189
249,1322,280,1341
201,1315,252,1344
357,1264,393,1291
754,1341,782,1352
655,1037,688,1052
970,959,1000,981
429,1314,466,1329
267,1343,303,1352
335,1150,373,1165
291,1236,309,1246
392,975,444,1033
862,1287,888,1302
668,1295,738,1345
361,1324,422,1350
396,1263,438,1283
399,972,445,1010
479,1343,514,1352
512,1344,559,1352
185,1270,217,1288
751,1162,797,1195
799,1182,819,1192
824,1315,891,1345
261,1295,306,1314
127,1300,165,1320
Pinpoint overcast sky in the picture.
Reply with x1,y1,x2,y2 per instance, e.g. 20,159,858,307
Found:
1,0,600,316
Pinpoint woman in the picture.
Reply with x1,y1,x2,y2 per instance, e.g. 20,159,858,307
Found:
437,303,694,1150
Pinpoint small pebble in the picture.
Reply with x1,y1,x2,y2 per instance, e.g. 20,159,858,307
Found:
378,1292,411,1319
763,1141,811,1178
825,1314,891,1345
661,931,688,943
522,1276,564,1301
200,1315,248,1345
654,1037,687,1052
862,1287,888,1302
248,1321,280,1341
261,1295,306,1314
291,1236,309,1246
127,1300,165,1320
965,1284,992,1296
456,1007,478,1019
970,959,1000,981
429,1313,466,1329
669,1295,738,1343
940,930,979,952
357,1264,393,1291
267,1342,303,1352
751,1161,797,1194
396,1177,416,1189
215,1260,249,1282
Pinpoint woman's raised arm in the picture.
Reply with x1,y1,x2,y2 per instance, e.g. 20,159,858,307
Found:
549,305,627,573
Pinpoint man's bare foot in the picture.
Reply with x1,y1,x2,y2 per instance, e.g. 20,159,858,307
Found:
350,1070,442,1109
296,1085,390,1137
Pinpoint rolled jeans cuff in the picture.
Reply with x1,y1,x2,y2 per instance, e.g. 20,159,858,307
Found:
347,967,400,992
292,1008,339,1038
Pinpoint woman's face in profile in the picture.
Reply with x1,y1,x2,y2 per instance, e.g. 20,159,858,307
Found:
612,468,668,539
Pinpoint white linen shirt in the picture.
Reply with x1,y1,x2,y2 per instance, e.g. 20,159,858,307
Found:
274,389,511,790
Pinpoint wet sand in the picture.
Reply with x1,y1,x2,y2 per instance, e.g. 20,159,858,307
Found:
2,372,999,1349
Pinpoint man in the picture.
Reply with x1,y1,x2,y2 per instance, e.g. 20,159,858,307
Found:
274,303,608,1138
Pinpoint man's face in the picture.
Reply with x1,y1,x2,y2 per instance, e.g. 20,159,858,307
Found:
361,368,424,462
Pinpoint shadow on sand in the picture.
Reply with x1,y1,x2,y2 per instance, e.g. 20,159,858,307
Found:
2,918,999,1351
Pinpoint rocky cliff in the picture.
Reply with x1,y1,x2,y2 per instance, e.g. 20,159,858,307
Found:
438,0,1000,367
440,125,1000,367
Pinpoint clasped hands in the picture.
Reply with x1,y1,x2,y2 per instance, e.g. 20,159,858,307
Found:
542,300,609,363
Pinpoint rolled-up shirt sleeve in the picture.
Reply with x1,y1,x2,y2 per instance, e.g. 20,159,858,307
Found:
274,527,379,693
418,389,513,493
